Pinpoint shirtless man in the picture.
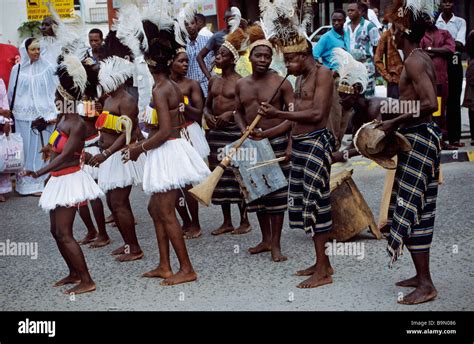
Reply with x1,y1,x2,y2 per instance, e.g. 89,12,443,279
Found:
259,40,336,288
205,37,251,236
170,50,209,239
378,6,442,305
234,36,294,262
89,79,144,262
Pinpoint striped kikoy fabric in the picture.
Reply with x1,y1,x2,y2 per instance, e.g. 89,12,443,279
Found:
208,123,244,204
288,128,335,235
247,134,291,214
387,122,442,267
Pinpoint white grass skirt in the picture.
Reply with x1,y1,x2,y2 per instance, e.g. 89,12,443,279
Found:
98,150,145,192
82,136,100,180
143,138,210,194
185,122,210,159
39,170,104,211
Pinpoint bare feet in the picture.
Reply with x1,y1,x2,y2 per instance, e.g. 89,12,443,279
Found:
211,223,234,236
64,281,96,295
0,195,6,202
295,264,334,276
142,266,173,279
89,236,111,248
116,251,144,262
248,242,271,254
271,248,288,262
105,214,114,223
110,245,126,256
183,227,202,239
77,232,97,245
398,284,438,305
231,223,252,235
53,274,80,287
297,270,333,289
160,270,197,286
396,276,418,288
32,192,42,197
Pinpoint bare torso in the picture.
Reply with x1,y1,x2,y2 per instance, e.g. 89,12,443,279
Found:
209,74,241,117
292,65,328,135
398,50,437,128
99,89,139,150
50,114,85,171
237,71,287,130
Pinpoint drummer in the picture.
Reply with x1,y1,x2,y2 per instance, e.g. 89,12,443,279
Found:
257,13,336,287
234,25,294,262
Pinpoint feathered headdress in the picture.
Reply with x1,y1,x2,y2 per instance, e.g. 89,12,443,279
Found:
385,0,440,34
176,1,196,46
331,48,369,94
46,1,89,62
56,53,95,101
222,28,248,64
228,7,242,34
98,56,135,95
259,0,312,54
246,24,273,54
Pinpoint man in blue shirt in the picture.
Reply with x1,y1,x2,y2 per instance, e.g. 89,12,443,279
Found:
313,9,348,70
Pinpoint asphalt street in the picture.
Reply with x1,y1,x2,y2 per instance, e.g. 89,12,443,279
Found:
1,155,473,311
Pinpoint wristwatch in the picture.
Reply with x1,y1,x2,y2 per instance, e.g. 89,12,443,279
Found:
427,46,432,51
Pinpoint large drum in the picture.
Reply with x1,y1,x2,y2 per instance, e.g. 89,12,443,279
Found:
330,169,382,241
225,138,288,203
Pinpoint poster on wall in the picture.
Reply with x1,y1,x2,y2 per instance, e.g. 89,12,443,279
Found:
173,0,217,16
26,0,74,21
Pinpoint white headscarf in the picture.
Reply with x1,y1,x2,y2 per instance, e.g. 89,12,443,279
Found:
7,39,59,121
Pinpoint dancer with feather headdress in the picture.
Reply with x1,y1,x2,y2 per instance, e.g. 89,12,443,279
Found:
257,0,336,287
376,0,442,305
20,49,103,295
122,11,210,286
88,25,146,263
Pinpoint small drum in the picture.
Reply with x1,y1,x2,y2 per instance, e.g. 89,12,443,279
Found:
225,138,288,203
330,169,382,241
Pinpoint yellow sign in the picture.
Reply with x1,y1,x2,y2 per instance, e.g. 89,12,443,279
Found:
26,0,74,21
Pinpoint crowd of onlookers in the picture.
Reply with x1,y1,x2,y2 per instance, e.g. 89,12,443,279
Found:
0,0,473,204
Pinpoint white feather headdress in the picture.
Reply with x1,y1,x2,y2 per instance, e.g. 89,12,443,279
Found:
176,1,196,45
46,1,89,62
228,7,242,34
259,0,312,53
331,48,369,94
58,53,88,97
386,0,440,33
98,56,135,94
112,4,149,59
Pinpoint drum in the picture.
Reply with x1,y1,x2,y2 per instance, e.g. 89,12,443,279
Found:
225,138,288,203
330,169,382,241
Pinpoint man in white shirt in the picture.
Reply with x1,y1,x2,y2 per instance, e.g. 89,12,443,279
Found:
436,0,467,147
345,0,382,30
196,13,213,38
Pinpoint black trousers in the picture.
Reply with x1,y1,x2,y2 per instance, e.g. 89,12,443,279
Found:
447,56,464,143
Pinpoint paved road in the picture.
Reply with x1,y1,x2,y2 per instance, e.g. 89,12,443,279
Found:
0,159,473,311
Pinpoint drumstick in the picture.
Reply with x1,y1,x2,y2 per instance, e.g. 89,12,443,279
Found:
246,157,286,171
